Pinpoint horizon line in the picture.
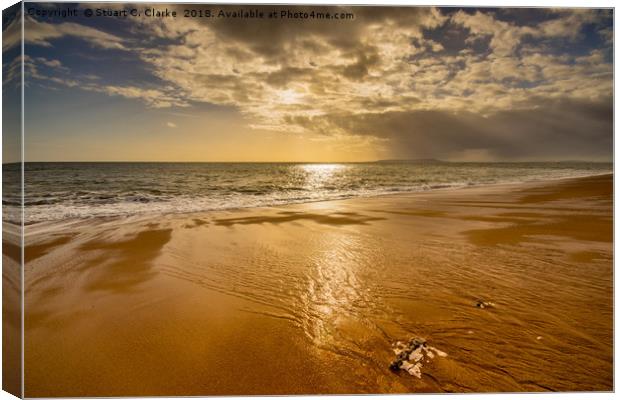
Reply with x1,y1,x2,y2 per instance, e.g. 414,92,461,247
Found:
3,159,613,164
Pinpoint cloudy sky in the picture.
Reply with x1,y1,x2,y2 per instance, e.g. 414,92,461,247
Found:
3,3,614,162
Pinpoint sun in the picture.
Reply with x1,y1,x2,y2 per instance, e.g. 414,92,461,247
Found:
276,88,304,105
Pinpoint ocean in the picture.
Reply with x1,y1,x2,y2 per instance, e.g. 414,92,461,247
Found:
3,161,612,224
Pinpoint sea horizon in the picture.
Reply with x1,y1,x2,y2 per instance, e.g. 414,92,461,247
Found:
2,161,612,225
3,159,614,164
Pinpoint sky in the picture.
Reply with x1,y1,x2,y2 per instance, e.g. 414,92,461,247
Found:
2,3,614,162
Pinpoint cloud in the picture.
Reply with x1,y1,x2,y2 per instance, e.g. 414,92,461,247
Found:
130,7,611,132
166,122,176,128
130,6,451,128
452,10,538,56
23,5,613,160
23,56,188,108
452,9,609,56
34,57,67,70
538,9,602,39
3,55,23,87
293,96,612,161
25,17,126,50
93,85,186,108
2,9,22,51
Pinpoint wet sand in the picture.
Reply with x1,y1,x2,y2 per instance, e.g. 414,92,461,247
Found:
23,174,612,396
3,222,22,397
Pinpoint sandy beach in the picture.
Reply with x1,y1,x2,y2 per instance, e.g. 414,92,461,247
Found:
22,174,612,396
2,221,21,396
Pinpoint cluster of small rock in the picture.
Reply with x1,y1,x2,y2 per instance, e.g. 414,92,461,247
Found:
389,337,447,378
389,300,493,378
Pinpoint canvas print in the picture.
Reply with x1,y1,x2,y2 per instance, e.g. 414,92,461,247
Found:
1,2,614,397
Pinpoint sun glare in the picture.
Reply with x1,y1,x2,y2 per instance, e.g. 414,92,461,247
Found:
301,164,345,189
277,88,304,105
302,164,344,173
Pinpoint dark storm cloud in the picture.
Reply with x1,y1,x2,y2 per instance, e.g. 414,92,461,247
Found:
293,97,613,161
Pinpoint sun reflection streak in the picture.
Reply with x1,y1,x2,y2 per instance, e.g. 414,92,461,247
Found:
301,164,345,172
300,231,364,349
300,164,346,191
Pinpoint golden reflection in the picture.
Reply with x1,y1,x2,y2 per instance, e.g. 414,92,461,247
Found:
301,231,363,348
301,164,345,172
300,164,346,190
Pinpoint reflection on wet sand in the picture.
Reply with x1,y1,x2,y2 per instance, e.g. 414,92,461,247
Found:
24,175,612,396
301,232,371,350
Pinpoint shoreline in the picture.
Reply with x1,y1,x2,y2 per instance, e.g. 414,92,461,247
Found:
23,174,613,395
22,171,614,232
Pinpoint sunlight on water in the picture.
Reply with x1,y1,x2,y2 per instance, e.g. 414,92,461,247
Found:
300,163,346,176
300,164,347,191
